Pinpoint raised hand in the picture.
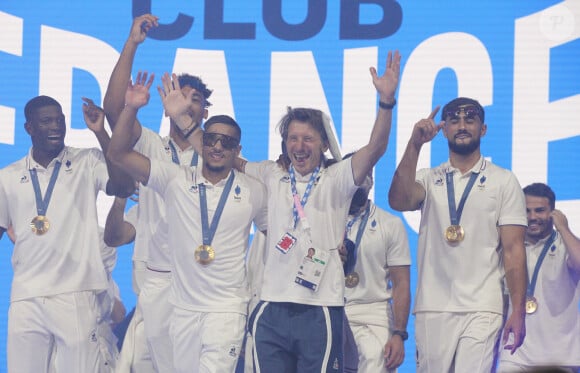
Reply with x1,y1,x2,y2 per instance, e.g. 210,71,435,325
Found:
81,97,105,133
128,14,159,45
410,106,443,149
370,50,401,100
125,71,155,110
157,72,194,127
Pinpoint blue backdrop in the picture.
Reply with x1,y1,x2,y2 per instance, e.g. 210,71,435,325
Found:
1,1,579,371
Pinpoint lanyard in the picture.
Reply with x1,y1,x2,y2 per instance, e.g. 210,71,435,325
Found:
168,140,198,166
29,161,62,216
527,231,557,297
344,202,371,275
198,171,235,246
446,171,478,226
288,164,320,229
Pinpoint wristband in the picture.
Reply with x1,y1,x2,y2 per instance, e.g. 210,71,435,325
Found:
379,98,397,110
392,330,408,341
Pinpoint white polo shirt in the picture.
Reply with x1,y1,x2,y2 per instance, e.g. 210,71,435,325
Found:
147,159,267,314
499,232,580,367
344,202,411,326
133,127,199,271
414,156,527,314
0,146,109,301
245,158,357,306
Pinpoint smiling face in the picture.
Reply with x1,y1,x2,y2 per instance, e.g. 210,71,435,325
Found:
25,104,66,164
285,120,328,176
525,194,554,243
201,122,241,180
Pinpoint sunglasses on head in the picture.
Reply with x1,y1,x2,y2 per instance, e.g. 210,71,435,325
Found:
202,132,239,150
444,105,481,121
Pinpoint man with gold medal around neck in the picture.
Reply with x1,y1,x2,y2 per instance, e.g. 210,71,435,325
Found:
389,97,528,372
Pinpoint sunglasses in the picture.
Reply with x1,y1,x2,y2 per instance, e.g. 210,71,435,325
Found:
444,105,481,122
202,132,240,150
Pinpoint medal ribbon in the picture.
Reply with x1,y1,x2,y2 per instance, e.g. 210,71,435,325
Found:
168,140,198,166
29,161,62,217
344,202,371,275
446,171,479,226
198,171,235,246
527,230,557,298
289,164,320,229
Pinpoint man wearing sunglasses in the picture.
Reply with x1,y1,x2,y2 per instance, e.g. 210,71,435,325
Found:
389,97,528,372
108,71,267,373
103,14,212,372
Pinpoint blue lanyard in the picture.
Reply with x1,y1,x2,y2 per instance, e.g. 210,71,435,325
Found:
344,202,371,275
198,171,235,246
288,164,320,229
29,161,62,216
446,171,478,226
168,140,198,166
527,231,557,298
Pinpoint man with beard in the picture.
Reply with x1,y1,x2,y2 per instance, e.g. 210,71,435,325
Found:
498,183,580,372
388,97,528,372
342,164,411,373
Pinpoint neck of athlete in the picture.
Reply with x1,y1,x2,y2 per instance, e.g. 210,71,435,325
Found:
449,149,481,174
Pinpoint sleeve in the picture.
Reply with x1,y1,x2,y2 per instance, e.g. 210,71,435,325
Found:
146,158,183,196
251,180,268,232
244,160,275,184
384,215,412,267
497,171,527,227
124,204,138,227
88,148,110,194
0,174,9,229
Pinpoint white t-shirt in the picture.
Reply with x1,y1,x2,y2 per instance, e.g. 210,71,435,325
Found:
245,158,357,306
344,202,411,327
133,127,199,271
0,146,109,301
414,157,527,314
499,232,580,367
147,160,267,314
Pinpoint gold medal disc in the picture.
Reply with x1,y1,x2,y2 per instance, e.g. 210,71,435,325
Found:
30,215,50,235
345,272,360,288
525,296,538,314
445,225,465,243
195,245,215,265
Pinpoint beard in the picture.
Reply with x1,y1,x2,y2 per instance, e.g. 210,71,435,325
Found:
448,136,480,155
204,163,226,174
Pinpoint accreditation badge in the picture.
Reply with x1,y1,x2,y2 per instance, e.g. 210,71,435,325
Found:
30,215,50,235
276,232,297,254
295,247,329,291
445,225,465,243
195,245,215,265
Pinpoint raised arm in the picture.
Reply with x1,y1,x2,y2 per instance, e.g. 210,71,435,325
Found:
108,71,155,185
82,97,135,198
350,50,400,185
552,209,580,271
388,107,442,211
103,14,158,143
500,224,527,354
104,196,136,247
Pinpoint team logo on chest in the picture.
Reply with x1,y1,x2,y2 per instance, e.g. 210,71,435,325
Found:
233,185,242,202
64,159,73,173
476,175,487,190
20,174,29,183
188,184,198,193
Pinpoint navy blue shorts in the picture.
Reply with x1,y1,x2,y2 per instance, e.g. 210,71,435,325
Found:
250,301,344,373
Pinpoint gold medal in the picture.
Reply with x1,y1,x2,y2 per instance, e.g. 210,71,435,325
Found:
525,296,538,314
195,245,215,265
30,215,50,235
345,272,360,288
445,225,464,243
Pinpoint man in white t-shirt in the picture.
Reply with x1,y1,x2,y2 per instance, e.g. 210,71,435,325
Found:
342,174,411,373
498,183,580,372
229,51,400,372
0,95,133,372
108,72,267,372
389,97,528,372
103,14,212,372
